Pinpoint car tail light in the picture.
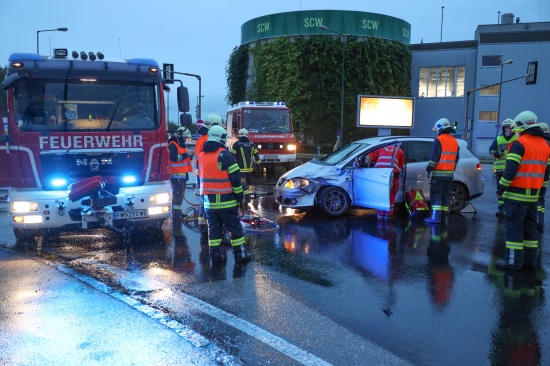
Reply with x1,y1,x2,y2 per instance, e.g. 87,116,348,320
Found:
476,163,482,170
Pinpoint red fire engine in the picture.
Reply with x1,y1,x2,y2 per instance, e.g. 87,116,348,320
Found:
226,101,296,173
0,49,189,241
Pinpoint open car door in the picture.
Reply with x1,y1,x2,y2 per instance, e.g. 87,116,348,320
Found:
352,166,392,211
351,140,404,211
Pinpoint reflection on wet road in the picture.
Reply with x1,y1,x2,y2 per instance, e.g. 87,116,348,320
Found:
11,165,550,365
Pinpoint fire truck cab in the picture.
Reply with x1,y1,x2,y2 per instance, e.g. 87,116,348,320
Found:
226,101,296,173
0,49,189,241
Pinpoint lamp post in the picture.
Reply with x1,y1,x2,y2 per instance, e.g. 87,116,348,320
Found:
496,59,513,136
36,27,68,54
319,25,345,147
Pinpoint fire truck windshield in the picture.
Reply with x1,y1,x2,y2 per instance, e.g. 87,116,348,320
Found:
13,80,159,131
242,109,291,133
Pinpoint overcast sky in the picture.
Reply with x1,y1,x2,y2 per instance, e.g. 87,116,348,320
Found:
1,0,547,122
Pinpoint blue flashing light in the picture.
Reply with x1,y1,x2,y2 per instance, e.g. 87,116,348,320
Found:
51,178,68,188
122,175,137,184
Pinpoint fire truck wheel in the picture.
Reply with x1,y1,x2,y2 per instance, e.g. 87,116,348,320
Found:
13,229,37,242
316,186,350,217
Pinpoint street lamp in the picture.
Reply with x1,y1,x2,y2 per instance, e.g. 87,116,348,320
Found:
36,27,68,54
319,25,345,148
496,59,513,135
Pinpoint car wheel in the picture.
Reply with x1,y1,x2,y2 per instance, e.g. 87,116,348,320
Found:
449,182,468,212
316,186,350,217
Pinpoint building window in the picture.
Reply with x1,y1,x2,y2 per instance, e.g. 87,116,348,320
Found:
418,66,465,98
478,111,498,122
480,84,500,96
482,55,502,67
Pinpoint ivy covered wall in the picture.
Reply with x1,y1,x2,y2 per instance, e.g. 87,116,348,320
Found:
226,36,411,144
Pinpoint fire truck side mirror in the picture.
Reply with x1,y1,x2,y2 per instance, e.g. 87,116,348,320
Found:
180,113,192,127
177,86,190,113
1,73,20,90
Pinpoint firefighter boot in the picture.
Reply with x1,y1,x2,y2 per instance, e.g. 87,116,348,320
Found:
424,210,442,224
523,247,538,269
496,248,524,271
233,244,252,263
210,246,226,265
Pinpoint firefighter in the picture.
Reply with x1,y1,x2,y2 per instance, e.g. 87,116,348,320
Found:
496,111,550,270
197,125,251,264
489,118,517,217
425,118,459,224
194,114,223,225
230,128,260,205
537,122,550,231
167,126,192,220
370,143,404,220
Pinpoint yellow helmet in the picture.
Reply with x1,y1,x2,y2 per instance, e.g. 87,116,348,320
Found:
207,125,228,145
176,126,191,138
204,113,222,128
238,128,248,137
512,111,538,132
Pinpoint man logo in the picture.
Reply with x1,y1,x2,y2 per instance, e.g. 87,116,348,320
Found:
267,143,273,150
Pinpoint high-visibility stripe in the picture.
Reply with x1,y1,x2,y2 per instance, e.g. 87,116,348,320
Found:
168,141,192,175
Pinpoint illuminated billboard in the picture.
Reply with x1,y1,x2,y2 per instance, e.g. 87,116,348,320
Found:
356,95,415,129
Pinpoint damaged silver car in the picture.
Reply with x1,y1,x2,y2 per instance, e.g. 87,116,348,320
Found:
275,136,484,217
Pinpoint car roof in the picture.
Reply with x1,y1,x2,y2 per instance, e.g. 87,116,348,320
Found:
354,135,467,145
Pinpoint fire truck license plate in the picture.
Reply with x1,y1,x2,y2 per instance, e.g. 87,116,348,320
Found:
114,210,149,219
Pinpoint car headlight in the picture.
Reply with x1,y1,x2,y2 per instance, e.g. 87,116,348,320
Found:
284,178,310,189
150,193,171,204
11,201,39,212
287,144,296,151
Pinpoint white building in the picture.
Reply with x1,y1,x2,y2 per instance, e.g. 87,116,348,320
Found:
410,16,549,158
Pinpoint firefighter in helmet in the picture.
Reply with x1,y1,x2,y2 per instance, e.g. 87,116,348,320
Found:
425,118,460,224
489,118,517,217
197,125,251,264
167,126,192,219
536,122,550,232
496,111,550,270
194,114,223,225
230,128,260,206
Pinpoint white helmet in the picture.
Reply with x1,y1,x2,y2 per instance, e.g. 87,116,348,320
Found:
501,118,514,128
207,125,228,145
176,126,191,138
204,113,222,128
512,110,539,133
539,122,549,133
433,118,452,132
238,128,248,137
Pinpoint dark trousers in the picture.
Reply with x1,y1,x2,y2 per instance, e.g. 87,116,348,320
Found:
170,174,188,208
240,172,252,202
504,201,539,249
495,172,504,207
429,178,453,212
205,209,244,247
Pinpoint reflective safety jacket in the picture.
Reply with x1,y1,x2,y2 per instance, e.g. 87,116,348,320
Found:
371,145,404,174
499,131,550,203
489,134,518,173
230,137,260,173
194,133,208,175
168,140,192,177
197,144,243,210
428,133,459,180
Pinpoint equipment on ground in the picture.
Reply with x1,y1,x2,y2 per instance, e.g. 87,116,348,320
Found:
405,189,430,219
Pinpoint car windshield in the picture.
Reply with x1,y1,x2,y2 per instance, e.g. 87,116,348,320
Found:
13,79,159,131
319,143,369,165
242,109,291,133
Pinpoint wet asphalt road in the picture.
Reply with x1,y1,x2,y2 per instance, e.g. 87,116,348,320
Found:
1,162,550,365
